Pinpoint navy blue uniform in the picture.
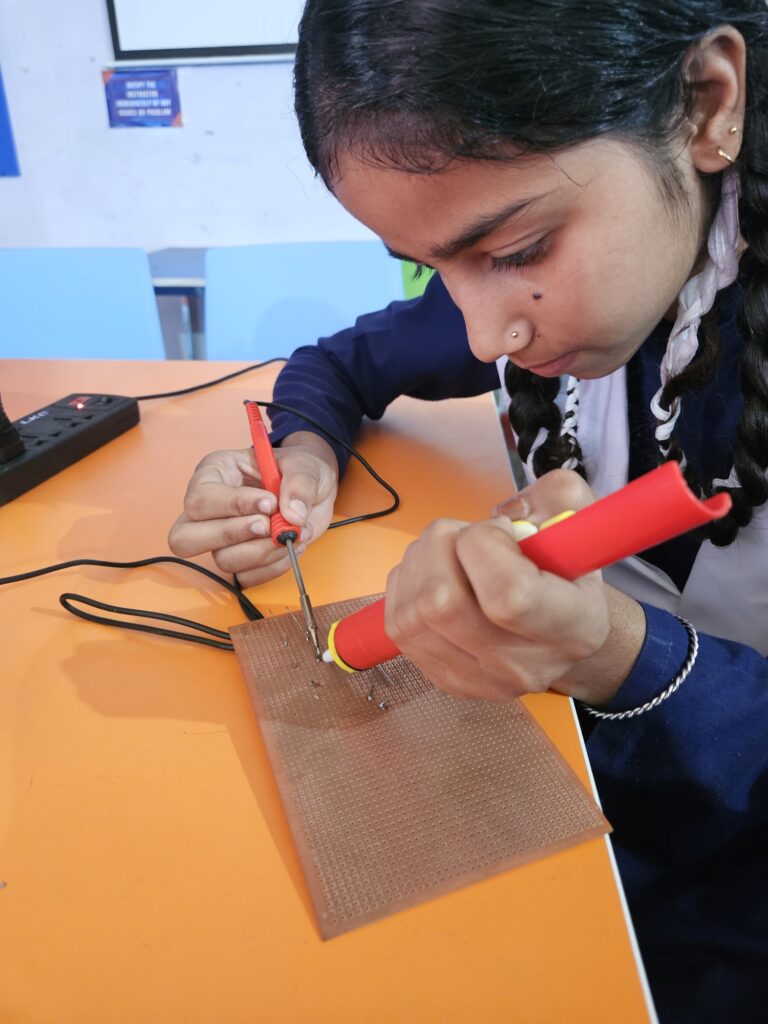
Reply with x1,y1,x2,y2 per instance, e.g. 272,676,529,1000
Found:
270,274,768,1023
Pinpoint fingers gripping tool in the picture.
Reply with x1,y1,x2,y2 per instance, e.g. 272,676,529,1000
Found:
244,400,321,657
323,461,732,673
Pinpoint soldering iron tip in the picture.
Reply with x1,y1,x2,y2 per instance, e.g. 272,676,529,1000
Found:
309,628,322,660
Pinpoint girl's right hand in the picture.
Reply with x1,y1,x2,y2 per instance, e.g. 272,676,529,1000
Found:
168,432,339,587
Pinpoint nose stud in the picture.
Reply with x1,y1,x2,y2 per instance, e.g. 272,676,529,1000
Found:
511,331,519,339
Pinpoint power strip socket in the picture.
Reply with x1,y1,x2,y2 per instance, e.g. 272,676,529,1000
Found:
0,393,140,506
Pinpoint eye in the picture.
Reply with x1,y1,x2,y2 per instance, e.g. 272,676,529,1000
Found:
491,236,550,273
410,262,431,280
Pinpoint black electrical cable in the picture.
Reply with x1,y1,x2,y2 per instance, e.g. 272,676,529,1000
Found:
132,357,289,401
0,555,262,617
3,361,402,649
250,399,399,528
132,361,400,526
59,594,236,651
0,556,263,651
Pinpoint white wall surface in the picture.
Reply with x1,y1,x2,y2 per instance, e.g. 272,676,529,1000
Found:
0,0,371,249
113,0,303,52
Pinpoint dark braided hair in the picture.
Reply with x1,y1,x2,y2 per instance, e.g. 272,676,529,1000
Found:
504,362,588,480
294,0,768,544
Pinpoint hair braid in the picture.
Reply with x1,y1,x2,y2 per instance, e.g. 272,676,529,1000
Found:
653,308,723,477
706,36,768,545
504,362,587,480
653,65,768,552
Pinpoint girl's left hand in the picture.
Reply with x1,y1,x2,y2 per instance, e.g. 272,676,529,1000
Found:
384,469,642,704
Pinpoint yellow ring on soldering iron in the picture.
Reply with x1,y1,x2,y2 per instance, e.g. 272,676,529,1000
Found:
539,509,576,531
325,619,356,673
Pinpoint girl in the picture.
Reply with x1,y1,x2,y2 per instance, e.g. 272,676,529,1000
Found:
169,3,768,1019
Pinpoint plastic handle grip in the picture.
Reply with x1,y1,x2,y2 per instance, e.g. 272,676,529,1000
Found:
244,401,300,547
518,460,730,580
330,600,397,672
270,512,299,546
328,462,731,672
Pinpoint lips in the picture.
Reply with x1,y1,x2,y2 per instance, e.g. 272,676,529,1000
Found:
513,351,578,378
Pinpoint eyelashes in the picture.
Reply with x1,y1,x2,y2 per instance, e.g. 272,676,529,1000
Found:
393,234,552,278
491,236,550,272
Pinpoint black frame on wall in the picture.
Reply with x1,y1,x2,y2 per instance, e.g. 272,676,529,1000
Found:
106,0,298,61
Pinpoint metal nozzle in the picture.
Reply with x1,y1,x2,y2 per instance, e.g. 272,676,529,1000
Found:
284,538,322,658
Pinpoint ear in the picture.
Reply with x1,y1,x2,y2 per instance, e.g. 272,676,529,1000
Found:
684,26,746,173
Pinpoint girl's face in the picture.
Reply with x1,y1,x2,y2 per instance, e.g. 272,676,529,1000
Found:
332,140,710,379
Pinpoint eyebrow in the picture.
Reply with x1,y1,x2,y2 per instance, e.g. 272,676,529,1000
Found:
385,192,551,266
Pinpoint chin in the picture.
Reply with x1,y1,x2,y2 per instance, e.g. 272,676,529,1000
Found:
565,351,625,380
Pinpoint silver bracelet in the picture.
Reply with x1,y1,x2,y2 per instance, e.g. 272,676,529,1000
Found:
579,616,699,721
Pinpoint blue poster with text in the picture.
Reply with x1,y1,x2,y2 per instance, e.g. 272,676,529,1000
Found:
103,69,182,128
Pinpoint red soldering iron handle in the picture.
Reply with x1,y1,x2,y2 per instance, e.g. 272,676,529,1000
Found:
328,600,397,672
327,462,732,673
244,401,300,547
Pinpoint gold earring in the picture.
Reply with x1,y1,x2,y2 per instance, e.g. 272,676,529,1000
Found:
729,126,740,135
717,147,736,164
511,331,519,338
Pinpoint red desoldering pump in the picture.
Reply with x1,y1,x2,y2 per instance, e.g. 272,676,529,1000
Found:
321,462,731,673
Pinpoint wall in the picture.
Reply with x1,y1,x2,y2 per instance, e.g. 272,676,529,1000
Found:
0,0,371,250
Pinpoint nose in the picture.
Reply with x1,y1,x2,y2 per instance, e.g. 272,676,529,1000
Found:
467,319,533,364
441,272,533,363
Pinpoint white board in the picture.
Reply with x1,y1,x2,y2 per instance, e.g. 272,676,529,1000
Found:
107,0,304,59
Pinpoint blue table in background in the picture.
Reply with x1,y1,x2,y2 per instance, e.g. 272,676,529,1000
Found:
149,247,206,359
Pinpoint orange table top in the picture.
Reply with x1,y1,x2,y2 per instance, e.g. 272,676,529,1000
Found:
0,359,654,1024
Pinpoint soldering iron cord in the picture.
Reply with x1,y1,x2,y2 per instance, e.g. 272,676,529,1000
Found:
1,360,402,648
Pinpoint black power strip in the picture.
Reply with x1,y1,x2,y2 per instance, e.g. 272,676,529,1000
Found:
0,393,140,506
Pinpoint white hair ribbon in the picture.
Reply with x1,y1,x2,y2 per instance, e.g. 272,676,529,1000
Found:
650,167,741,450
559,375,581,470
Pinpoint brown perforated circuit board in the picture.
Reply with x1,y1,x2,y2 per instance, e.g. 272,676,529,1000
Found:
231,596,609,939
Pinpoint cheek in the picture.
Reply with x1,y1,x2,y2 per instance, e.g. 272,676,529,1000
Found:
596,197,695,322
528,246,614,341
538,231,664,350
